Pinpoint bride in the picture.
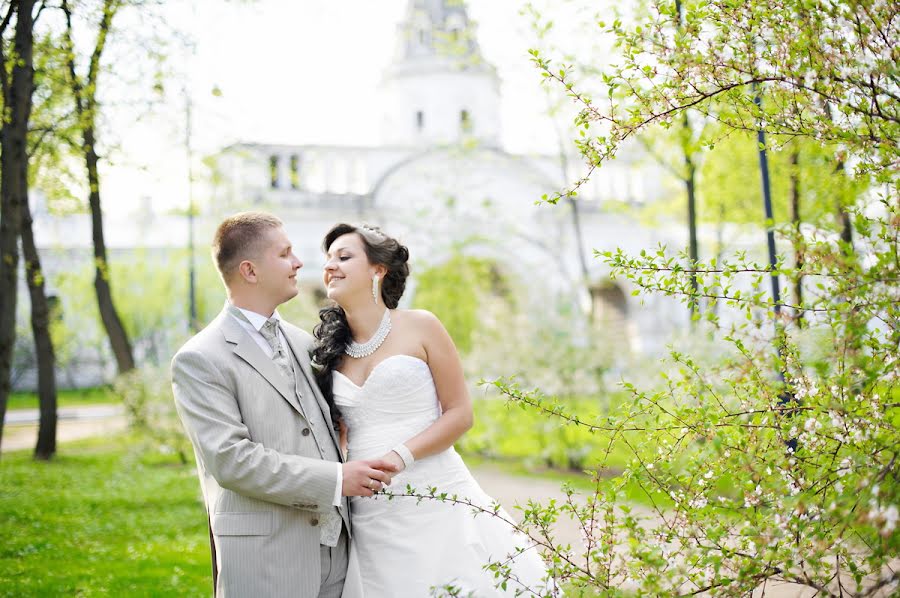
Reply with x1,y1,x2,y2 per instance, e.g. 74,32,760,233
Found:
312,223,556,597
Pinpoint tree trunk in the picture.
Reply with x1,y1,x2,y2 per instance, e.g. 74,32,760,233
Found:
85,126,135,373
546,89,593,322
21,193,57,460
711,203,725,318
675,0,700,322
0,0,36,458
62,0,134,375
566,195,592,319
822,100,854,251
789,148,804,328
684,114,699,321
836,169,854,249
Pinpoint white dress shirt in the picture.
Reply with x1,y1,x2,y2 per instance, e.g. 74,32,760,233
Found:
231,305,343,508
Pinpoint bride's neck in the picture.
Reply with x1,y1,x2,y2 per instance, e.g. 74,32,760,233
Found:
343,302,388,342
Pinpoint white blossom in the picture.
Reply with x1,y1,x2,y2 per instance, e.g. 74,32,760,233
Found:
837,458,852,477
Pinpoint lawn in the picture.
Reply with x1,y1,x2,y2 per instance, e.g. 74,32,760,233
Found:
0,436,210,597
0,432,606,596
7,386,119,411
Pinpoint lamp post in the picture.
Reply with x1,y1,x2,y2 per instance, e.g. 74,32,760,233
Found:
186,87,198,333
185,0,199,333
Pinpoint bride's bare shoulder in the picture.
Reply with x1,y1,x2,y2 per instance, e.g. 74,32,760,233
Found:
392,308,441,327
392,310,450,344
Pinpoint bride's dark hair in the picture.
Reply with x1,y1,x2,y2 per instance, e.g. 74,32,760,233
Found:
312,223,410,424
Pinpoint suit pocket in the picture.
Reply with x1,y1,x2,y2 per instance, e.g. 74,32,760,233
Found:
213,511,273,536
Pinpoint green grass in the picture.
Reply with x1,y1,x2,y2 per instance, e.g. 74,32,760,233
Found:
460,397,688,511
0,435,593,597
7,386,119,411
0,435,210,597
462,396,636,473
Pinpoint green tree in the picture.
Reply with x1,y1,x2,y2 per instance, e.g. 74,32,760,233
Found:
19,28,86,460
0,0,38,459
414,1,899,595
520,2,598,317
61,0,135,375
412,254,505,354
531,0,897,184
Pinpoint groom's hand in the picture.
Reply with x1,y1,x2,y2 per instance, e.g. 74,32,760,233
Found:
341,459,399,497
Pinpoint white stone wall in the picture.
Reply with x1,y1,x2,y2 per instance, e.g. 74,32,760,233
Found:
378,66,501,147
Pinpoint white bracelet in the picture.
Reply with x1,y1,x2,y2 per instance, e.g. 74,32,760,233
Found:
392,443,415,469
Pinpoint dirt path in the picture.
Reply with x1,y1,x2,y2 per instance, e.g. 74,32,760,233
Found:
1,407,127,453
470,463,842,598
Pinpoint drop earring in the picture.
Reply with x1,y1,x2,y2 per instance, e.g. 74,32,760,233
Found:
372,275,380,305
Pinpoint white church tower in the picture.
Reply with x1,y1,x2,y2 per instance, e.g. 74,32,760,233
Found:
379,0,501,147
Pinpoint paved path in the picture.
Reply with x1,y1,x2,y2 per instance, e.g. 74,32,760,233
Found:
1,405,127,452
473,462,592,549
474,465,840,597
474,464,900,597
5,404,123,424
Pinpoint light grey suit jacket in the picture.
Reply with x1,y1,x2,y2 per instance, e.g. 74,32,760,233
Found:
172,306,356,598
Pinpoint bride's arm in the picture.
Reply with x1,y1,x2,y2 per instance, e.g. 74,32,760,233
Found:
381,310,473,472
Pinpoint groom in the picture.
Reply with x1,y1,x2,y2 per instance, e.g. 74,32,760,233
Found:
172,211,397,597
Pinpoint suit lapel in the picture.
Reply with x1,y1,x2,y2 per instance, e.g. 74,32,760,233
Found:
281,325,342,453
219,310,306,418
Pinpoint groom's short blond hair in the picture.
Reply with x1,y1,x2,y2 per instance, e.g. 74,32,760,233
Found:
212,211,283,283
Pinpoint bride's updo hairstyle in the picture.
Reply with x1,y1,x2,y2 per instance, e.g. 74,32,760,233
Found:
312,223,410,420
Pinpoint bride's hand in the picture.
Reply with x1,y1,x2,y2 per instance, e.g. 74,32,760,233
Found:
378,450,405,478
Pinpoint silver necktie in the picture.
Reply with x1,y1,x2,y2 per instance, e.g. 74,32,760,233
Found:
259,319,293,382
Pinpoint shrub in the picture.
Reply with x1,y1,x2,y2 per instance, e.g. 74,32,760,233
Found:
114,367,191,465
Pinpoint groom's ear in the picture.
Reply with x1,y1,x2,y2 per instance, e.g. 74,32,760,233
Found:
238,259,257,283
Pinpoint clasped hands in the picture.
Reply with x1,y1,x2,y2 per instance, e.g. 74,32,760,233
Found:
340,450,407,497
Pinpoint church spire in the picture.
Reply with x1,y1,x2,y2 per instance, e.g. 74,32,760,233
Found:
380,0,501,147
396,0,482,63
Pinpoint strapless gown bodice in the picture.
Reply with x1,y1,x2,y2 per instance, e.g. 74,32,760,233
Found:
332,355,554,598
334,355,441,462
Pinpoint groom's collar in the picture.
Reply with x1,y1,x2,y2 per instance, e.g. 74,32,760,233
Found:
225,301,282,333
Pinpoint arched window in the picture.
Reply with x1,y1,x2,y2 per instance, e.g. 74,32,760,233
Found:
416,110,425,132
289,155,300,189
590,282,628,322
445,14,465,44
460,109,472,134
268,155,279,189
590,282,633,349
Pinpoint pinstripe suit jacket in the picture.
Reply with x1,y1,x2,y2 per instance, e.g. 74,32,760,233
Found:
172,306,358,598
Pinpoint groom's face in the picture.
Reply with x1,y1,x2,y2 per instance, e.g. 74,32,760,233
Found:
248,226,302,305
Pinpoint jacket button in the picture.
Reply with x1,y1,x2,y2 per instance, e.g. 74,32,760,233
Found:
302,428,311,436
310,518,319,526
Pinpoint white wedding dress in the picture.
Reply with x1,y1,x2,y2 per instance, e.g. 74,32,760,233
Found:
333,355,554,597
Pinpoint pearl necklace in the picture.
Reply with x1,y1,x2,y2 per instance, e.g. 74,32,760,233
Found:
345,309,392,359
